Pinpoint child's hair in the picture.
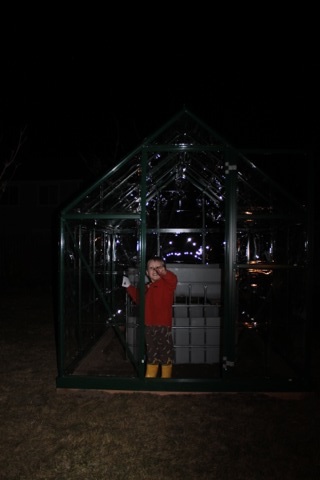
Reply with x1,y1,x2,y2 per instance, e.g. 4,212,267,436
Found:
147,255,166,267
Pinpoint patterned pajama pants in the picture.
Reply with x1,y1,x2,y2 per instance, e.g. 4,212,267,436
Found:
145,326,174,365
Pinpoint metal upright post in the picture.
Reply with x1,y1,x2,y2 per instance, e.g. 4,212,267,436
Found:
223,148,238,375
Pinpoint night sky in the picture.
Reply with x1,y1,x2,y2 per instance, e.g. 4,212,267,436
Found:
1,13,319,182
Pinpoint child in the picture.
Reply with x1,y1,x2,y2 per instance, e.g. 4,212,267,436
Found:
122,256,177,378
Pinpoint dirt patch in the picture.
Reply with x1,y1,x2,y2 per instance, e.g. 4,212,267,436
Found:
0,287,319,479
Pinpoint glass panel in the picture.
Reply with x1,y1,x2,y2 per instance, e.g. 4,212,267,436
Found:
61,218,140,376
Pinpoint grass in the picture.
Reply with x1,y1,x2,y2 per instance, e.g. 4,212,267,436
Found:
0,287,319,479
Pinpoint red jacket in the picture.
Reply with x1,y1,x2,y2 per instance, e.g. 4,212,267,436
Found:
127,270,177,327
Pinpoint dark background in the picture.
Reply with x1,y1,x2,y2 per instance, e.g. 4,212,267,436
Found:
1,11,319,182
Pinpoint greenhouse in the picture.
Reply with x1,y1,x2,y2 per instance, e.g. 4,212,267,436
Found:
55,108,313,393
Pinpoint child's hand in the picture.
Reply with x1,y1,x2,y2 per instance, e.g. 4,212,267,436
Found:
122,276,131,288
155,266,166,275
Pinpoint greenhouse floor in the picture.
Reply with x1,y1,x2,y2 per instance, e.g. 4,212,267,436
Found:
72,327,220,379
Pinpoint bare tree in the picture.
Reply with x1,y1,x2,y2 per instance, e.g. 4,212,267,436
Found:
0,126,27,200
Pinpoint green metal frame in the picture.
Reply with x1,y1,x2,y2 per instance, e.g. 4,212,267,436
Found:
55,108,313,393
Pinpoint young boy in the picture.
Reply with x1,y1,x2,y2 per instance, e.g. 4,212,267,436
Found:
122,256,178,378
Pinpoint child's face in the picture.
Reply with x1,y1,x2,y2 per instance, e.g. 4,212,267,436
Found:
146,261,165,282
